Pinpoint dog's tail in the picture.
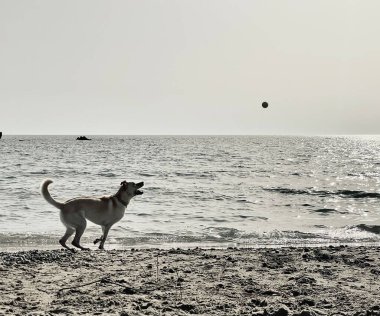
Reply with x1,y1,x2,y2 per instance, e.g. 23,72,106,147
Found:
40,179,63,209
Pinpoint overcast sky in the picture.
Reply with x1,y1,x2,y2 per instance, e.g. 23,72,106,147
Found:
0,0,379,135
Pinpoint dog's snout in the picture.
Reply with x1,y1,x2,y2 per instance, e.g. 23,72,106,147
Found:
137,182,144,188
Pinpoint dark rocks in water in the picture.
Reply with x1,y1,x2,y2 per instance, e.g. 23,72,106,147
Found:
76,136,91,140
314,208,337,215
356,224,380,235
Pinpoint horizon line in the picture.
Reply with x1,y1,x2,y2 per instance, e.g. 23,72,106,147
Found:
2,133,380,137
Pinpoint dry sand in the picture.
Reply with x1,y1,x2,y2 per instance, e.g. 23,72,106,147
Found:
0,246,379,315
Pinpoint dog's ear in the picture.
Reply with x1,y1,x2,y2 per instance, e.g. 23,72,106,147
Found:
120,181,128,188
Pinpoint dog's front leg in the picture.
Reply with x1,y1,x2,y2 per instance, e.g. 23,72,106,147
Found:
94,225,106,245
93,237,103,245
99,224,112,250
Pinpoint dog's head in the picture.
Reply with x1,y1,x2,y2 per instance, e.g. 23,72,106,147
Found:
120,180,144,197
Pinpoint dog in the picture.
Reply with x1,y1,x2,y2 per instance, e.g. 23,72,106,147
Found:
41,179,144,250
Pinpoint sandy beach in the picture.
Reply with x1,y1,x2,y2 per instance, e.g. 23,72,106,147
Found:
0,246,379,315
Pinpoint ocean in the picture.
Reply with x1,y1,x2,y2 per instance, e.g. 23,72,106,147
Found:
0,135,379,250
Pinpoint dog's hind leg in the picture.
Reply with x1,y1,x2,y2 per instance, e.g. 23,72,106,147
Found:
59,227,75,252
72,219,90,250
99,224,112,250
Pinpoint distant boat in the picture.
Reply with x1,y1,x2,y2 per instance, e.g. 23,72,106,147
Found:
0,132,2,139
76,136,91,140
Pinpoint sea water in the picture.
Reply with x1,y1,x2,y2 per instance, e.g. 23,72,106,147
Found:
0,135,379,249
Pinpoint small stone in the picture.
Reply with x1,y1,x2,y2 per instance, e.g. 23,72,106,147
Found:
177,277,184,283
121,287,136,295
178,303,195,312
292,290,301,297
103,289,116,295
297,311,312,316
244,286,256,293
273,306,290,316
301,298,316,306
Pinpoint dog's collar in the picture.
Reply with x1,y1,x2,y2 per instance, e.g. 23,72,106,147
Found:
114,195,128,207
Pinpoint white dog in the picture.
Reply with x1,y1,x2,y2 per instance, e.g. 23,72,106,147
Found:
41,179,144,250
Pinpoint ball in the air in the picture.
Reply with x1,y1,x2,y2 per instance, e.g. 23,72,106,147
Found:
262,102,268,108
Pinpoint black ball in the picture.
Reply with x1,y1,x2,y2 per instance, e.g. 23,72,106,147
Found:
262,102,268,108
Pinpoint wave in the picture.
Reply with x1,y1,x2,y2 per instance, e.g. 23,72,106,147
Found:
265,187,380,199
313,208,338,214
98,172,117,177
1,227,379,250
355,224,380,235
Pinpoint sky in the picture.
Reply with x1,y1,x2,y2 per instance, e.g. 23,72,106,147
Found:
0,0,379,135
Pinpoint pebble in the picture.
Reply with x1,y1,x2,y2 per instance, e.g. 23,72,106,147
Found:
178,303,195,312
301,298,316,306
272,306,290,316
103,289,117,295
121,287,136,295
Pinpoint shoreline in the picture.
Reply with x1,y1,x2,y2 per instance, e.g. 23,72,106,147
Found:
1,246,379,315
0,238,379,253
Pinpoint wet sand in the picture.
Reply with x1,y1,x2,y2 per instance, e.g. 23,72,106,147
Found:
0,246,379,315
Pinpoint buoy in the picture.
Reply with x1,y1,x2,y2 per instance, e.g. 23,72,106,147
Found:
262,102,268,108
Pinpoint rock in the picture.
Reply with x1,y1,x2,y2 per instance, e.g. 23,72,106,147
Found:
295,276,316,285
262,289,280,296
296,311,313,316
301,298,316,306
103,289,116,295
76,136,91,140
272,306,290,316
295,309,327,316
314,250,334,261
121,287,136,295
244,286,256,293
251,299,268,307
141,302,152,309
49,307,72,314
292,289,301,297
178,303,195,312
